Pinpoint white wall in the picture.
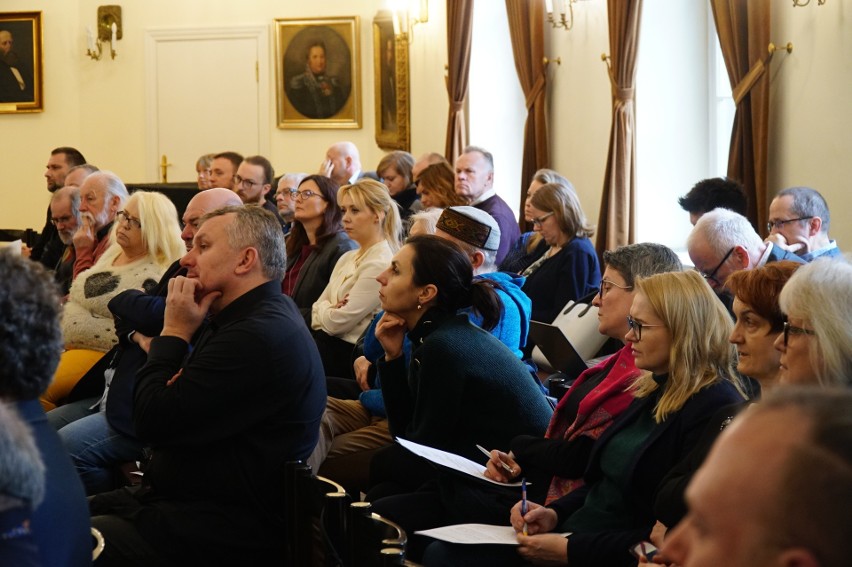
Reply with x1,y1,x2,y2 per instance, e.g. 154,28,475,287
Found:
1,0,449,231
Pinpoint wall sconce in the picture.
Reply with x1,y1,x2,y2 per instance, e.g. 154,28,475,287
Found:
546,0,590,31
392,0,428,43
792,0,826,5
86,5,122,60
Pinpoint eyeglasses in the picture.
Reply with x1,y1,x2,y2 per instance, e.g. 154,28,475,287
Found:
698,247,734,286
766,217,812,233
783,321,815,346
598,279,633,299
531,212,554,227
626,315,664,341
289,189,322,201
115,210,142,229
234,175,262,189
50,215,74,226
276,187,296,198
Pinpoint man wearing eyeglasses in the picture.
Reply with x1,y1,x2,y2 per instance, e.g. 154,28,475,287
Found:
48,186,81,294
274,172,307,234
73,171,129,279
766,186,841,261
686,208,804,302
234,155,287,232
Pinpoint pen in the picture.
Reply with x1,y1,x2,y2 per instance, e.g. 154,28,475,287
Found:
521,478,528,536
476,444,514,474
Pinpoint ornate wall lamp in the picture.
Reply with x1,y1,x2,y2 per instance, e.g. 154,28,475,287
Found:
546,0,591,31
86,5,122,60
392,0,428,43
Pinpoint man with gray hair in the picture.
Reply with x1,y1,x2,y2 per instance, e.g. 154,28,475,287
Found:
767,186,841,261
274,172,308,232
89,206,326,565
454,145,520,264
73,170,129,278
48,186,81,294
686,208,804,295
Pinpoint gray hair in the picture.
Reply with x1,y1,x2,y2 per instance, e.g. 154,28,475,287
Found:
687,208,763,259
50,186,82,227
462,145,494,172
90,170,129,206
532,168,574,192
407,208,443,236
201,206,286,281
602,242,683,288
776,186,831,233
0,402,45,507
778,257,852,386
67,163,99,178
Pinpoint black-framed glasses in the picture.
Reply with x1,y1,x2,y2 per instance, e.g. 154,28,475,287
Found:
783,321,816,346
234,175,262,189
626,315,664,341
531,212,554,227
598,279,633,299
289,189,322,201
698,247,734,286
115,210,141,229
50,215,74,226
767,217,813,233
276,187,296,198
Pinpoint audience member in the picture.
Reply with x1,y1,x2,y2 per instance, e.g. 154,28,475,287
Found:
411,151,447,182
484,244,683,505
47,189,242,496
415,161,466,209
311,179,401,378
0,252,91,566
521,182,600,327
454,145,521,264
48,186,82,295
775,257,852,386
72,170,130,279
656,388,852,567
322,141,372,186
195,153,215,190
424,270,745,566
41,191,183,412
408,207,443,235
767,186,841,260
89,206,326,565
0,402,45,567
686,208,804,302
30,146,87,267
283,174,357,326
274,172,308,231
208,151,243,190
235,155,286,230
368,235,552,556
500,168,572,274
377,150,422,221
678,177,747,225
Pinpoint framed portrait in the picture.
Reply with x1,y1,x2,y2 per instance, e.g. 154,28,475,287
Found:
373,11,409,151
275,16,360,129
0,11,43,114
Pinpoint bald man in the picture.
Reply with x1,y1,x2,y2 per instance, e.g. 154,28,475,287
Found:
321,141,373,186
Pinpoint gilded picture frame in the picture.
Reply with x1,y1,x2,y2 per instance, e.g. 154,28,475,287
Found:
373,11,409,151
274,16,361,129
0,11,43,114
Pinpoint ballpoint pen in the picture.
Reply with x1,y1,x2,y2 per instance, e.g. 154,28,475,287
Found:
521,478,528,536
476,444,514,474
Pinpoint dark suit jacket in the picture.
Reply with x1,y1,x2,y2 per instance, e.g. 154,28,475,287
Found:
16,400,91,567
290,231,357,327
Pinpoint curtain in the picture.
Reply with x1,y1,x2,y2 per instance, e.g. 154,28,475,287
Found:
595,0,643,256
505,0,549,230
711,0,772,232
445,0,475,163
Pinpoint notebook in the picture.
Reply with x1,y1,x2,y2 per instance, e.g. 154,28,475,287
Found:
528,320,589,380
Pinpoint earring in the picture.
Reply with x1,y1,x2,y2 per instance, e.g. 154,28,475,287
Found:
416,303,422,310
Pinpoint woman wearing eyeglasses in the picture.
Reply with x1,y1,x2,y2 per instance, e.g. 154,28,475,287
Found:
424,271,746,567
282,175,357,327
311,179,402,378
519,183,600,330
774,257,852,386
40,191,183,412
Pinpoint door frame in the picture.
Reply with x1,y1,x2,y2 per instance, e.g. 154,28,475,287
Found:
144,26,270,182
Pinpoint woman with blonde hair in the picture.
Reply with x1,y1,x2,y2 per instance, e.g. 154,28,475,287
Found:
415,162,466,210
423,271,745,566
520,182,600,327
500,168,571,274
312,178,402,378
41,191,183,411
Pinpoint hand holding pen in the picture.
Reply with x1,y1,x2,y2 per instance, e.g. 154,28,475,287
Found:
478,445,522,483
510,498,557,536
522,479,528,535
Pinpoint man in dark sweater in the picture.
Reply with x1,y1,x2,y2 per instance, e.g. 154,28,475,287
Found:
454,145,520,264
89,206,327,565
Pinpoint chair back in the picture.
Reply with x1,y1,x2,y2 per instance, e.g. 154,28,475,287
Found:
348,501,408,566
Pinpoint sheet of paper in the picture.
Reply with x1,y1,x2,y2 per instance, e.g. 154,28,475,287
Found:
395,437,524,487
416,523,572,545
